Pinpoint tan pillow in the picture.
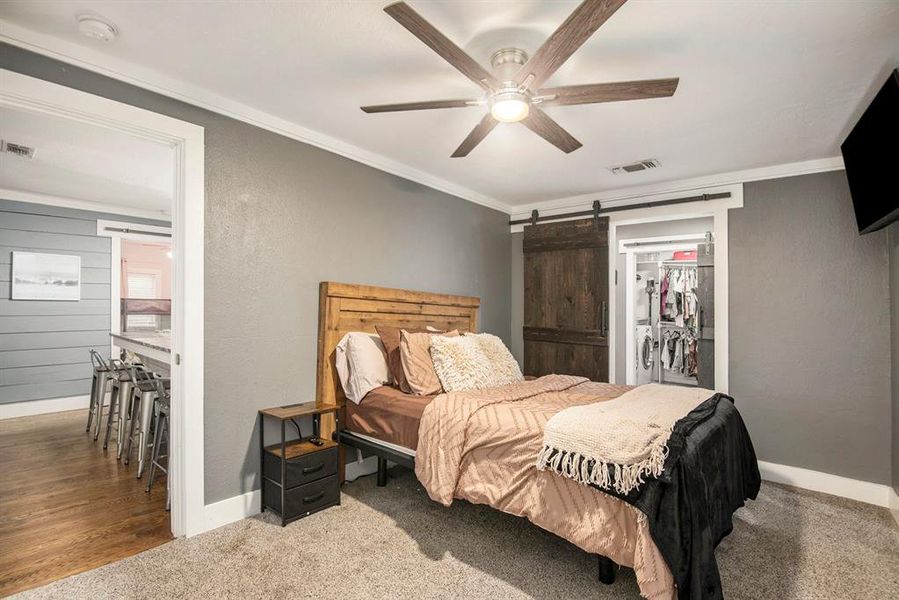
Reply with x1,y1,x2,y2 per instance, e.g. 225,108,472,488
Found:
375,325,428,390
400,329,459,395
375,325,444,390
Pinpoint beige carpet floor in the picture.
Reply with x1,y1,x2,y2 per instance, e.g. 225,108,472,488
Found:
12,468,899,600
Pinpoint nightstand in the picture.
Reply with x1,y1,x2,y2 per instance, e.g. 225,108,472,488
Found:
258,402,340,526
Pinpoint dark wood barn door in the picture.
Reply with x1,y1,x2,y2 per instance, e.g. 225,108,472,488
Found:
523,217,610,381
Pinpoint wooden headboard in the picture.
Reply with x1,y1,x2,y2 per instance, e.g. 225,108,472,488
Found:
315,281,479,432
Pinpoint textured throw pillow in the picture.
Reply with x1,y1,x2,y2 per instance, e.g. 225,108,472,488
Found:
431,333,523,392
474,333,524,384
335,332,389,404
375,325,443,390
400,329,459,395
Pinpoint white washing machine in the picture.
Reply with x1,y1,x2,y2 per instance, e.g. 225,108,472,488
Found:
634,325,655,385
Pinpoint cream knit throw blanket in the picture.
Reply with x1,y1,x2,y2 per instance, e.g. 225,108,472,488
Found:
536,383,711,495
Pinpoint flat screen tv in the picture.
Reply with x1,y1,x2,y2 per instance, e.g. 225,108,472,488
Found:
840,69,899,234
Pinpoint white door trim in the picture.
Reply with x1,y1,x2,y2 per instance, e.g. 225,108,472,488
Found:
607,185,743,392
1,69,206,537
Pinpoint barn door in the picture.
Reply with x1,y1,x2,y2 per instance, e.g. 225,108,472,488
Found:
523,217,609,381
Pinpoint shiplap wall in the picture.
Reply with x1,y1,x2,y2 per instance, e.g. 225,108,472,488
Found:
0,199,169,404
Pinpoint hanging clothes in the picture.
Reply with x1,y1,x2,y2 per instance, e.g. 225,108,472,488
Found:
659,264,699,335
660,328,698,377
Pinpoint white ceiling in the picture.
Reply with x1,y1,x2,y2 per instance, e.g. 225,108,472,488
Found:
0,105,173,214
1,1,897,212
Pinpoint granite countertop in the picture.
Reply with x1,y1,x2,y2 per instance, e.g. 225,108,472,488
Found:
110,332,172,353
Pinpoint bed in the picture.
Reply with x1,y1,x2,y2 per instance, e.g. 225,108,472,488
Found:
315,282,760,600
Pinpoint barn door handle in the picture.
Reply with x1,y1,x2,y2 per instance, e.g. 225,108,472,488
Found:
600,301,608,338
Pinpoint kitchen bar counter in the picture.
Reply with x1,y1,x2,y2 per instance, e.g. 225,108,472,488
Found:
111,332,171,375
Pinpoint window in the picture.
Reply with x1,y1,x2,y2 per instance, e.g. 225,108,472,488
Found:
126,272,159,330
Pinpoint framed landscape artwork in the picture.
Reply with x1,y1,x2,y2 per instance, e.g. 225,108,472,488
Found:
11,251,81,301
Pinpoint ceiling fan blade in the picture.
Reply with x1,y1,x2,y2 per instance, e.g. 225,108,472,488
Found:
538,78,679,107
361,99,478,113
451,114,498,158
385,2,500,92
521,108,582,153
514,0,628,90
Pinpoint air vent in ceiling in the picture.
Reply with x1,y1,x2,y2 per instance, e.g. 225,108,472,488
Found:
1,140,36,159
610,159,660,175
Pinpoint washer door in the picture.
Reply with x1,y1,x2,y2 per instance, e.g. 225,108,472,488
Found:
640,333,654,371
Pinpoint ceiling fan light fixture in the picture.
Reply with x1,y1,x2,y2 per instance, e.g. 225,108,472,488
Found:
490,91,530,123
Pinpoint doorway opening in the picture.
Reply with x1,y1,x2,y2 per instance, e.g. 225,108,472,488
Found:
0,68,204,594
621,234,711,387
606,187,741,391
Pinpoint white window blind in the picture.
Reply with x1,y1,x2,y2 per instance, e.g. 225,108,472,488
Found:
126,272,159,329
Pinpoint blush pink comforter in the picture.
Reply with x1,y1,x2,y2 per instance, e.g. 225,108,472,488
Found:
415,375,676,600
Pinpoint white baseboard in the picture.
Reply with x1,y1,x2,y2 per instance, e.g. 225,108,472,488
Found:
758,460,892,508
346,454,378,481
202,489,261,534
195,458,894,537
0,395,91,419
198,456,379,536
889,487,899,527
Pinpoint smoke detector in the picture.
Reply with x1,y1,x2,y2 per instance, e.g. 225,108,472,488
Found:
610,159,661,175
77,14,118,43
0,140,36,159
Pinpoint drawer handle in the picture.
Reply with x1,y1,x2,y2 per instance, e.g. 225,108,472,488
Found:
302,463,324,475
303,491,326,504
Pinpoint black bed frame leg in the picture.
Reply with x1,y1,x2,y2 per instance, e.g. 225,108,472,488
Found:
376,456,388,487
597,555,617,584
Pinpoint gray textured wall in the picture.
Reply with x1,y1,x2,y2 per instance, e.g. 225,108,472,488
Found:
890,222,898,494
509,172,893,484
731,171,891,485
0,44,511,503
510,233,523,365
0,199,168,403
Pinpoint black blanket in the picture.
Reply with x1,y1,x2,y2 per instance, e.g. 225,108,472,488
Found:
601,394,761,600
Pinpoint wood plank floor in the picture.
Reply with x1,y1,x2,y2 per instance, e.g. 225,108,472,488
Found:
0,409,172,596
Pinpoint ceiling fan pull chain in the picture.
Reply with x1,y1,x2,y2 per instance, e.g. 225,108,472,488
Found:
519,74,536,93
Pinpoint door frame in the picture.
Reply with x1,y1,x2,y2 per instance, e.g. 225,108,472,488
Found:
1,69,206,537
97,219,173,354
619,235,706,385
607,185,742,392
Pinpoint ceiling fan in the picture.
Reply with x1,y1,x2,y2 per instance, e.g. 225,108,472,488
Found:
361,0,679,157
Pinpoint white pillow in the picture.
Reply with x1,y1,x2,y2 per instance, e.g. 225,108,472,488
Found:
430,333,523,392
335,332,389,404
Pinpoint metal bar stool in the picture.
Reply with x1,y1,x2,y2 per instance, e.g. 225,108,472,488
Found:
123,366,167,478
102,359,137,453
86,349,111,438
145,377,171,511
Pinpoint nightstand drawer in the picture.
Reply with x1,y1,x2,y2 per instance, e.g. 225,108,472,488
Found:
264,474,339,520
263,442,338,488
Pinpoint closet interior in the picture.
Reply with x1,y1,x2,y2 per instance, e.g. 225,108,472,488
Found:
633,248,702,387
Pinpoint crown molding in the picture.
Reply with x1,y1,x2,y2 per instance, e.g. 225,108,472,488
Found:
0,188,172,221
1,21,846,219
0,20,513,215
510,156,845,219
